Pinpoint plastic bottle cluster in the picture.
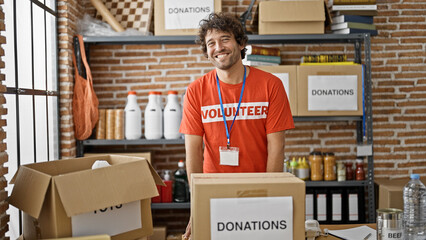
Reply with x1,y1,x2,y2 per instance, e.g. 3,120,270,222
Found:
124,91,182,140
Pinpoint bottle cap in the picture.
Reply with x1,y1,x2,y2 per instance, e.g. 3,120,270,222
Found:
128,91,137,95
168,91,178,95
178,160,185,168
164,170,171,181
410,174,420,180
290,159,298,167
148,91,157,95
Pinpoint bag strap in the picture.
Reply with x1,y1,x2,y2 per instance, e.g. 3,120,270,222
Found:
72,35,93,83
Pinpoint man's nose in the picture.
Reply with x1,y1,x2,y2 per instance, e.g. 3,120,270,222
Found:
215,42,224,51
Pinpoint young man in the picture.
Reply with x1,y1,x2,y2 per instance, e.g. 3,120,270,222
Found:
179,12,294,239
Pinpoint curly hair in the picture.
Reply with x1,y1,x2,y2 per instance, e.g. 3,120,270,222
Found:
196,12,248,59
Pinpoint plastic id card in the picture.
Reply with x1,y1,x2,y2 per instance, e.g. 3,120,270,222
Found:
219,146,239,166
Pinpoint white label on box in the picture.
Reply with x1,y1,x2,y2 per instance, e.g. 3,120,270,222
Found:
316,194,327,221
271,73,290,99
307,75,358,111
71,201,142,237
210,197,293,240
332,194,342,221
348,194,359,221
164,0,214,30
305,194,314,220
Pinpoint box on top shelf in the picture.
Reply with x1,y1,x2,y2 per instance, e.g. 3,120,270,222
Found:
255,65,298,116
154,0,222,36
297,64,364,116
258,0,325,35
8,155,165,240
191,172,305,240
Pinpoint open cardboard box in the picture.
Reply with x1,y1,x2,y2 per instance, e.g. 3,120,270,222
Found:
375,177,426,210
191,172,305,240
8,155,165,240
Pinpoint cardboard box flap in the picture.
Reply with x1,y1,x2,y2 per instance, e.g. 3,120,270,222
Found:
260,0,325,22
54,160,160,217
8,166,52,218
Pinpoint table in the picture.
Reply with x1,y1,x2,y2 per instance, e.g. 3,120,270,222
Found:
317,223,376,240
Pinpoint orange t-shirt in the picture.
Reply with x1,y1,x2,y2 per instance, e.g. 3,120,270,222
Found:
179,67,294,173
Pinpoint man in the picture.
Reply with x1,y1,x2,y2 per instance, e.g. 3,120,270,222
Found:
179,12,294,239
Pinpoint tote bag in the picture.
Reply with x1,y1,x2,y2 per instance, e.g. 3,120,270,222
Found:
72,35,99,140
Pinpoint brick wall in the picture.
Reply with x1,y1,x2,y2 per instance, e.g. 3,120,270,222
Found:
58,0,85,158
0,0,9,238
58,0,426,234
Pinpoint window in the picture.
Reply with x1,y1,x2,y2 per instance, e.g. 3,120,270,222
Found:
2,0,59,238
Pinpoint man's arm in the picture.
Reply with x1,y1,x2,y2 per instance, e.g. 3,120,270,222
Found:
266,130,285,172
184,134,204,185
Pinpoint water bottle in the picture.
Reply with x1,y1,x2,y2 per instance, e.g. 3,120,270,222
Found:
144,91,162,139
403,174,426,239
164,91,182,139
173,160,189,202
124,91,142,140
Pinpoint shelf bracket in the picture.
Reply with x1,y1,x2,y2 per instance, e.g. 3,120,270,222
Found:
239,0,256,33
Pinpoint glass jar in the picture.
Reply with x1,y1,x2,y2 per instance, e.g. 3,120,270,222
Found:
346,161,354,180
309,151,323,181
337,160,346,182
324,152,336,181
355,159,365,181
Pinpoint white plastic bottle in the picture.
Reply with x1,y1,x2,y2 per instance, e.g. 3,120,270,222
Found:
144,91,162,139
403,174,426,239
164,91,182,139
124,91,142,140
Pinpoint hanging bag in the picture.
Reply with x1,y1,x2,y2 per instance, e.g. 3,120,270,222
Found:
72,35,99,140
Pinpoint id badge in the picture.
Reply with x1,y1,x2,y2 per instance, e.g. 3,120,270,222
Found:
219,146,239,166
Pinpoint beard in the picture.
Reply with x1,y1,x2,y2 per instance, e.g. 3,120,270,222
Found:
209,49,242,70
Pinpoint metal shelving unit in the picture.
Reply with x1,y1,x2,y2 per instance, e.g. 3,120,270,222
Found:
75,33,374,222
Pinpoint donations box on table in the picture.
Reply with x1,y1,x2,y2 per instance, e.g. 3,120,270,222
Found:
8,155,165,240
191,172,305,240
154,0,221,36
297,64,364,116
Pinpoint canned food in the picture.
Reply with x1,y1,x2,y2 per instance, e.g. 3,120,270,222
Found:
376,208,403,240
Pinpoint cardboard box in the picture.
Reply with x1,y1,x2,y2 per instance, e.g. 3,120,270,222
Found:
375,177,426,210
255,65,298,116
84,152,152,163
148,227,166,240
44,234,111,240
297,65,363,116
259,0,325,35
191,173,305,240
154,0,221,36
9,155,165,240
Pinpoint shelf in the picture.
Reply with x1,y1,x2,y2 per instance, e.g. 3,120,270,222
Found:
82,138,185,146
83,33,368,45
294,116,362,122
305,180,366,187
151,202,190,209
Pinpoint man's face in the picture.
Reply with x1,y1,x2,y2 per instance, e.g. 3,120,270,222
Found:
205,29,244,70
